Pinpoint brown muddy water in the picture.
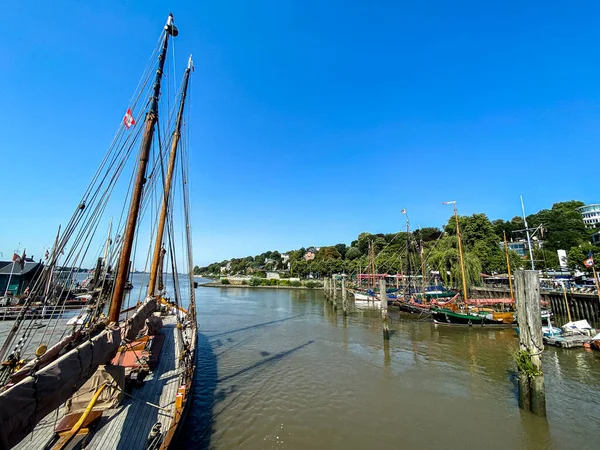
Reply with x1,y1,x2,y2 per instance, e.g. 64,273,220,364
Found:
180,284,600,449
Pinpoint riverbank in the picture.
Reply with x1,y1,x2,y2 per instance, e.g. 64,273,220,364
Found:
201,282,323,290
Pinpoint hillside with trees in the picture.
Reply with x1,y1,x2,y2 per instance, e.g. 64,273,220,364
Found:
196,200,596,289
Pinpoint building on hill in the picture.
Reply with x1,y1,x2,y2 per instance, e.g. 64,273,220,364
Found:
577,203,600,228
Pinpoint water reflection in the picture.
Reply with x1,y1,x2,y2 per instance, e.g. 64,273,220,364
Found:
183,285,600,450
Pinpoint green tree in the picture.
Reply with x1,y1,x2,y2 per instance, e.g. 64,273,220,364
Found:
345,247,361,260
427,236,482,290
317,247,342,260
334,243,348,259
567,243,597,272
193,266,201,275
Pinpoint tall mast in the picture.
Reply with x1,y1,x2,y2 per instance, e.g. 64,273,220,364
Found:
148,55,193,297
443,201,468,302
454,204,468,302
403,209,411,295
419,225,426,297
520,195,535,270
503,231,514,301
108,14,178,323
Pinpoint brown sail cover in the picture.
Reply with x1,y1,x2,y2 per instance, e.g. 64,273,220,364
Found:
65,364,125,414
8,330,83,385
0,297,158,449
123,298,157,341
0,327,120,449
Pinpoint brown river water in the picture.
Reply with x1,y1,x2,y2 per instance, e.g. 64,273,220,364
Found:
178,283,600,450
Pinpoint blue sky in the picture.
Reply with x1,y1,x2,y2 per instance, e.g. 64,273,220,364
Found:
1,1,599,267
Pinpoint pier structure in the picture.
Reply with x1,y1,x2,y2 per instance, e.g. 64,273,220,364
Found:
342,278,348,316
514,270,546,417
332,277,337,309
380,279,389,340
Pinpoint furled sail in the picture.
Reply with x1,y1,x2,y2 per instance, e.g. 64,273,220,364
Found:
0,326,120,448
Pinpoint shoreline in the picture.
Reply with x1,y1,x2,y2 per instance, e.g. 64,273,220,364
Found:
200,282,323,290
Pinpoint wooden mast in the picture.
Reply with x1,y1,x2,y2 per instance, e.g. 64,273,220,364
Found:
108,14,178,323
503,231,514,301
444,201,468,303
148,55,193,297
454,203,469,302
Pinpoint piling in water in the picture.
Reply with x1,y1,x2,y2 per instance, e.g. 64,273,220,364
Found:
342,279,348,316
332,277,338,309
380,279,389,340
514,270,546,417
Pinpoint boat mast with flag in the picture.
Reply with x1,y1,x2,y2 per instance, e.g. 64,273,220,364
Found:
0,13,198,450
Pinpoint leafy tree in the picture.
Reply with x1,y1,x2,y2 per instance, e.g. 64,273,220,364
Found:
567,243,597,271
193,266,201,275
345,247,361,260
317,247,342,260
527,201,586,252
334,243,348,259
427,236,482,290
414,227,442,243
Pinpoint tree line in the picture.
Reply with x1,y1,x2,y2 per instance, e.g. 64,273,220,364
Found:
195,200,597,289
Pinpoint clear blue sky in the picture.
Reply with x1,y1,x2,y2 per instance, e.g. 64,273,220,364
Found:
1,0,599,267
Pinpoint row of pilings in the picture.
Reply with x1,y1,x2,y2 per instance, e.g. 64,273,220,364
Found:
322,271,547,417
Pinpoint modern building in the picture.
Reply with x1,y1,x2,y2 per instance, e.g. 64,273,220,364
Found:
499,240,527,256
577,203,600,228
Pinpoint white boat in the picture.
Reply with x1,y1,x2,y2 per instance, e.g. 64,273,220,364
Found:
352,291,381,308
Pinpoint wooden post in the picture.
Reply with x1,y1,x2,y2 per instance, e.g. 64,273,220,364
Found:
342,278,348,316
380,279,389,340
324,278,329,298
514,270,546,417
561,285,572,323
332,277,337,309
329,277,334,301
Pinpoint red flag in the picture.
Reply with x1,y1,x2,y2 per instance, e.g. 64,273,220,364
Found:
123,108,136,129
12,253,21,263
584,257,594,268
20,249,26,269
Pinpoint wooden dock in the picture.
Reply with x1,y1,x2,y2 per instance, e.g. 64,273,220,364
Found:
543,334,594,348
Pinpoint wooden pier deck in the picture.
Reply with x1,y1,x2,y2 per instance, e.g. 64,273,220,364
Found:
543,334,594,348
14,315,186,450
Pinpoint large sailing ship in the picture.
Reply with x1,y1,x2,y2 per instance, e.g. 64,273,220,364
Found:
0,14,197,449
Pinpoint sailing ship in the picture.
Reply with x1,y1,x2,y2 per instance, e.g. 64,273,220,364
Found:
0,14,197,450
430,201,515,327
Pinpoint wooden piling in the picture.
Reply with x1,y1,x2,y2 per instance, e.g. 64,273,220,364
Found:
342,278,348,316
332,277,338,309
324,278,329,298
379,279,389,340
514,270,546,417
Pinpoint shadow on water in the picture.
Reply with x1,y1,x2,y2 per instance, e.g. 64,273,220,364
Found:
206,315,302,339
177,332,313,449
218,340,314,383
178,332,218,450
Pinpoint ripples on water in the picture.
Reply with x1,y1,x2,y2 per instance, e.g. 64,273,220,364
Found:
178,284,600,450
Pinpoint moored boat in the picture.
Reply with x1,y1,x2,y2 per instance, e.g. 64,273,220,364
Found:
0,14,198,450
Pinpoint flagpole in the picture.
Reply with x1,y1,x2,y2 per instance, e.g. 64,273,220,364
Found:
520,195,535,270
592,265,600,307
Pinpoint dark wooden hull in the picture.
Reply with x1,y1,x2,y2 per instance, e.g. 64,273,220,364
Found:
396,301,432,315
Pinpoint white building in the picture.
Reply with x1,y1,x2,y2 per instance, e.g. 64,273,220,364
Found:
577,204,600,228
